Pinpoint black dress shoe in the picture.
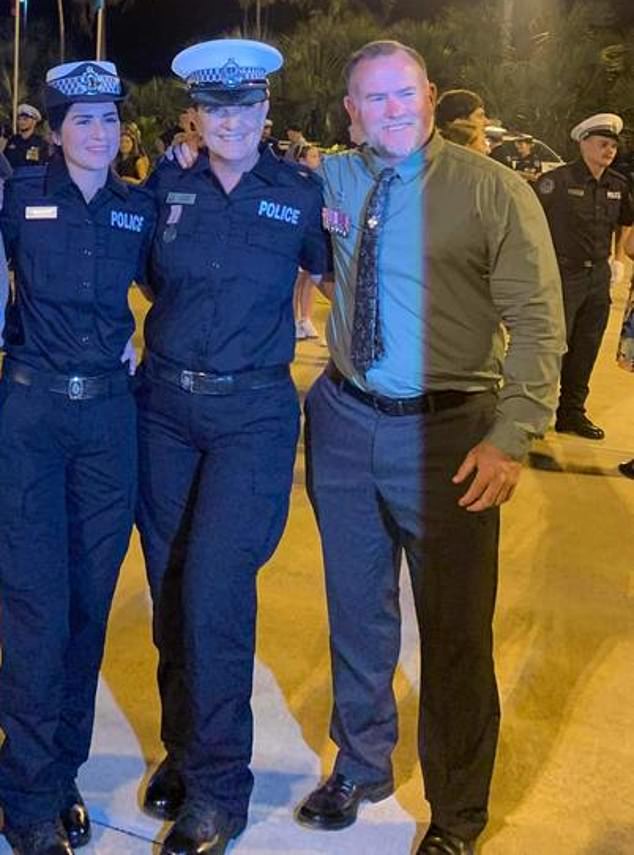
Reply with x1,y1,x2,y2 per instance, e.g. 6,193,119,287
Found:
159,801,245,855
416,823,475,854
5,818,73,855
59,782,91,849
618,458,634,479
143,756,186,820
295,772,393,830
555,414,605,440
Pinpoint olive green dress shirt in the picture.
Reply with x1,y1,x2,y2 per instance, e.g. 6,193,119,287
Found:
319,131,566,459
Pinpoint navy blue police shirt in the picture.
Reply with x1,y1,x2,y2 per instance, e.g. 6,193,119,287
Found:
536,159,634,266
4,133,50,170
0,154,156,374
144,145,329,373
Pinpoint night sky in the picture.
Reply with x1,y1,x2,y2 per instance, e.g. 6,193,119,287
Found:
4,0,634,82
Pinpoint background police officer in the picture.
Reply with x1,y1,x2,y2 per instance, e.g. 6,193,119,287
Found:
4,103,50,170
536,113,634,439
0,61,155,855
135,39,328,855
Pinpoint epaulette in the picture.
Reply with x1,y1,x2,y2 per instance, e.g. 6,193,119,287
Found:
606,166,629,185
279,158,324,190
126,181,157,205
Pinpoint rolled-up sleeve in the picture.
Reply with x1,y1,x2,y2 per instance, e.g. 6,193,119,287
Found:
484,176,567,458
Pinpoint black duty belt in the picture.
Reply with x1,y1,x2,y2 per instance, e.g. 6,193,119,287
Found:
147,358,289,395
2,361,130,400
325,362,479,416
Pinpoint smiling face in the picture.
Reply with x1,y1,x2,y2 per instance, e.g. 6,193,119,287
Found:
344,49,436,165
55,101,120,177
196,100,269,171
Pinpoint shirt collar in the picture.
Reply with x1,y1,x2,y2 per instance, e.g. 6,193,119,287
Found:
190,143,280,186
571,157,609,185
361,128,443,183
251,143,286,185
45,153,129,199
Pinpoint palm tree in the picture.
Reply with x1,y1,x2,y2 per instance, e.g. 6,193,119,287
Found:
65,0,138,58
276,5,383,142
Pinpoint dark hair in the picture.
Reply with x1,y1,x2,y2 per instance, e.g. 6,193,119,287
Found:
286,122,302,133
47,101,122,133
47,104,72,133
436,89,484,130
343,40,427,91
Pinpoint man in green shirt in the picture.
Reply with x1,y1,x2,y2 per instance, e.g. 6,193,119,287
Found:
296,40,566,854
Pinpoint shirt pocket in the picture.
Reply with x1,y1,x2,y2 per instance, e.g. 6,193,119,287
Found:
18,218,69,300
242,224,301,293
151,204,203,281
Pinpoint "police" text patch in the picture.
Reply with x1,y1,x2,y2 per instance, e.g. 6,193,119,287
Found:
258,200,301,225
111,210,145,232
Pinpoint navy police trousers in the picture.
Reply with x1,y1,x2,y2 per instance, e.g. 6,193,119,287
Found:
0,378,136,829
136,366,299,822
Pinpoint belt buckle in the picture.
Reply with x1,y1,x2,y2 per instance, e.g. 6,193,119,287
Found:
180,370,195,393
67,376,85,400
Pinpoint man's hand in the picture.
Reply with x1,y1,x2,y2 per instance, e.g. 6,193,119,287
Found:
172,141,198,170
452,441,522,512
121,335,138,375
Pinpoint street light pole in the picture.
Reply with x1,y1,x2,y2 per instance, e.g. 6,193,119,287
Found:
12,0,22,133
95,0,106,60
502,0,513,58
57,0,66,63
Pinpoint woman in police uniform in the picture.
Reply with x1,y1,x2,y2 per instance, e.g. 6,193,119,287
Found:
135,39,328,855
0,61,155,855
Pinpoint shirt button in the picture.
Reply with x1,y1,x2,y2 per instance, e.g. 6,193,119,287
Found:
210,261,220,270
80,334,90,345
81,280,92,289
82,248,93,256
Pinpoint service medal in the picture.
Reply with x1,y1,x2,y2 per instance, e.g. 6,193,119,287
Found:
322,206,351,237
163,204,183,242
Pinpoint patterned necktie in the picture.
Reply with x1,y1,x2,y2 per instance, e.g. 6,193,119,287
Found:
350,167,397,375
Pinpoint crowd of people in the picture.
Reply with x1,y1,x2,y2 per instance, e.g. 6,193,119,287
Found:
0,35,632,855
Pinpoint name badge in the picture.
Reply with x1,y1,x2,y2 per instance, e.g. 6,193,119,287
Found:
567,188,585,197
166,192,197,205
25,205,58,220
607,190,622,200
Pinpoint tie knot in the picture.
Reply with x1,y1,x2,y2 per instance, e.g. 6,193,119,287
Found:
378,167,396,183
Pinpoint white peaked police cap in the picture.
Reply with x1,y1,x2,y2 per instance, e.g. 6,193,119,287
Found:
570,113,623,142
172,39,283,107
